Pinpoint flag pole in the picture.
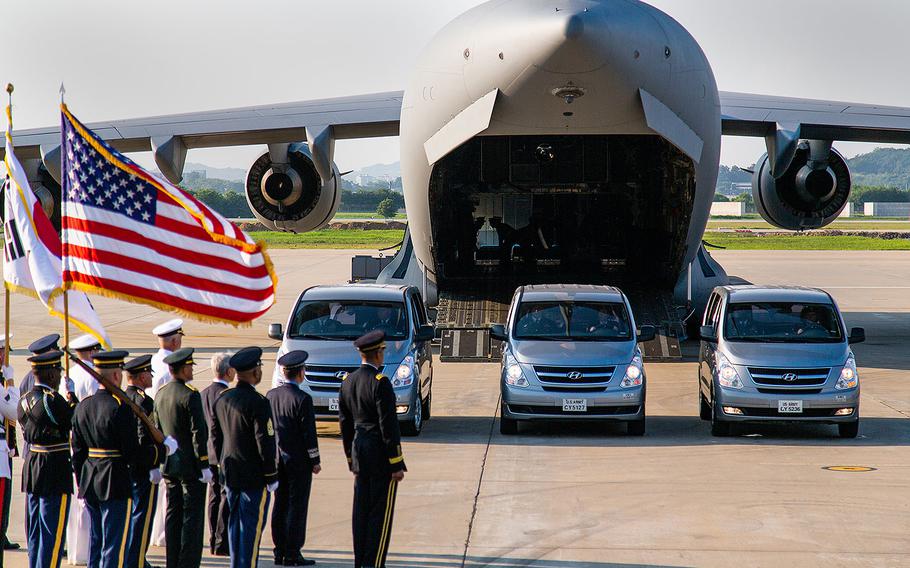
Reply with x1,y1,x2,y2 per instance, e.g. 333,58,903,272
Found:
4,84,16,456
58,83,72,379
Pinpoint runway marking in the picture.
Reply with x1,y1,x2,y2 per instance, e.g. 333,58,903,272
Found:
823,466,877,472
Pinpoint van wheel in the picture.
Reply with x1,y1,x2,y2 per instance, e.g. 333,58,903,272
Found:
699,392,712,421
401,396,423,437
711,400,731,437
838,421,859,439
627,418,646,436
500,403,518,435
423,392,432,421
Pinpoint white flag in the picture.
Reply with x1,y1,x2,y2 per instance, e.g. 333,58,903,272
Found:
3,133,110,348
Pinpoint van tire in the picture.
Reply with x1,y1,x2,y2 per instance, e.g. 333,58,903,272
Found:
838,421,859,439
423,392,432,421
500,403,518,435
699,392,712,421
711,400,731,437
627,418,646,436
401,396,423,437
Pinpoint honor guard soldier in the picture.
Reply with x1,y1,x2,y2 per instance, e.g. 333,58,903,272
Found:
152,348,211,568
18,350,76,568
19,334,62,396
0,334,19,554
201,352,234,557
70,351,141,568
149,319,184,399
268,351,320,566
339,331,406,568
67,334,103,400
210,347,278,568
123,355,174,568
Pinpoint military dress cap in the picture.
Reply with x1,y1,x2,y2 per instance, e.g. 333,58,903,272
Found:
28,350,64,369
277,350,309,371
124,354,153,375
69,334,101,351
28,333,61,354
163,347,195,367
0,333,12,347
354,330,386,352
93,350,129,369
230,346,263,372
152,318,184,338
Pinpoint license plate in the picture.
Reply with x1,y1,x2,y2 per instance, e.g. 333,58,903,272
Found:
328,398,339,412
778,400,803,414
562,399,587,412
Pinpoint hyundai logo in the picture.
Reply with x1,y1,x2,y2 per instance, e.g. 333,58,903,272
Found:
335,371,349,381
566,371,584,381
781,373,799,382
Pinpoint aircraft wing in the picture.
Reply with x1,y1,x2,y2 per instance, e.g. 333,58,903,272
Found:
1,90,405,161
720,91,910,144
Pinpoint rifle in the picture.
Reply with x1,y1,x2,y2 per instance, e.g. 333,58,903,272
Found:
64,349,166,445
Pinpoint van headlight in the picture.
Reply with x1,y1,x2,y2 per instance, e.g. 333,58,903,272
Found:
716,353,743,389
392,355,415,388
836,355,859,390
503,352,529,388
620,354,644,388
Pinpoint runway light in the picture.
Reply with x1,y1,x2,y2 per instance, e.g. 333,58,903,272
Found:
834,408,855,416
396,405,409,414
723,406,743,415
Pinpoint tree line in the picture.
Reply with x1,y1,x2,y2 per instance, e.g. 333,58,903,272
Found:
189,187,405,219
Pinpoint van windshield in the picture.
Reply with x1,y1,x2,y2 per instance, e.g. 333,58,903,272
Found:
513,301,632,341
289,300,409,341
724,302,843,343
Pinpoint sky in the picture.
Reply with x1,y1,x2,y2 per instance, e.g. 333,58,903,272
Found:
3,0,909,174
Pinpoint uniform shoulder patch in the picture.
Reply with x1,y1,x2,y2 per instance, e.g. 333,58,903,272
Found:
267,418,274,436
375,373,387,381
185,383,198,392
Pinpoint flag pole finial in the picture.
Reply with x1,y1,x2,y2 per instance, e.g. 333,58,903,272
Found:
4,83,12,131
59,82,66,105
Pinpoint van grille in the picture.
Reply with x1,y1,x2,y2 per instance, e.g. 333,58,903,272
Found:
748,367,830,387
305,365,362,392
533,366,615,385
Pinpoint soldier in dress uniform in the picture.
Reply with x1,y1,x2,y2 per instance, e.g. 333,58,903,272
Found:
123,354,174,568
18,334,62,396
210,347,278,568
268,351,320,567
70,350,141,568
201,352,234,557
152,348,211,568
64,333,103,566
0,334,19,555
18,350,76,568
339,331,406,568
149,319,184,399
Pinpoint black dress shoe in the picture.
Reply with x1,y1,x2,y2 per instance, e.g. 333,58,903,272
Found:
3,541,19,550
273,557,284,566
285,556,316,566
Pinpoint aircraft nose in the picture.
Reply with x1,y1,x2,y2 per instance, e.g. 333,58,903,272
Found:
562,11,585,40
538,6,608,74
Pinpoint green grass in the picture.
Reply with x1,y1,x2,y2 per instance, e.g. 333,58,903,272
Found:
251,229,405,249
707,220,910,230
703,231,910,250
332,212,407,219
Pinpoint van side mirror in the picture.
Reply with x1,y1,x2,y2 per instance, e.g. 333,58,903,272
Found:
268,323,283,341
637,325,656,343
415,325,435,342
849,327,866,344
426,307,438,322
700,325,717,342
489,324,507,342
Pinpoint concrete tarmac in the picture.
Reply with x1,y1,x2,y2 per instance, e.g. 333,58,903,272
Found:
2,250,909,567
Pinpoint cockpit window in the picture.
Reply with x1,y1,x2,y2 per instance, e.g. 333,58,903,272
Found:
289,300,409,341
513,301,632,341
724,302,843,343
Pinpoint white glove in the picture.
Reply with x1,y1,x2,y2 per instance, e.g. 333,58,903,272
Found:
149,468,163,485
163,436,178,456
267,481,278,493
199,468,214,484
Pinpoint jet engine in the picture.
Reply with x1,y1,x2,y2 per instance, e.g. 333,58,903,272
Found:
752,141,851,230
245,142,341,232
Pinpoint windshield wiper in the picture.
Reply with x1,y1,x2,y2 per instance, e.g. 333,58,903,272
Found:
296,334,351,341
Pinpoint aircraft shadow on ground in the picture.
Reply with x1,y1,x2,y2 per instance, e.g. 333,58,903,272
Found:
406,415,910,448
841,311,910,371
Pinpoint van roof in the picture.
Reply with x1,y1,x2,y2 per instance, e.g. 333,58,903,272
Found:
520,284,625,302
722,285,834,304
302,284,409,302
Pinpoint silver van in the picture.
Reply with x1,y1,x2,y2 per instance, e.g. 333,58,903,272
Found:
491,285,656,436
698,285,865,438
268,284,435,436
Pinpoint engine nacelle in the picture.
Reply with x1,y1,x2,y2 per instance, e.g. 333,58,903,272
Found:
752,142,851,230
245,143,341,232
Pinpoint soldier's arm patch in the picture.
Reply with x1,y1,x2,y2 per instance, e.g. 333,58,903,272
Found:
375,373,386,381
267,418,274,436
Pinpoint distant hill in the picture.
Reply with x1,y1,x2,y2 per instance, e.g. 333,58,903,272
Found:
351,161,401,179
184,162,247,182
846,148,910,188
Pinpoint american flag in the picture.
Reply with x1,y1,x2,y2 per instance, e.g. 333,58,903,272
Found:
59,105,276,325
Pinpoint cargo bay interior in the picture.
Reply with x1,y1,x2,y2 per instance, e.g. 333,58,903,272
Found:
428,135,697,296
